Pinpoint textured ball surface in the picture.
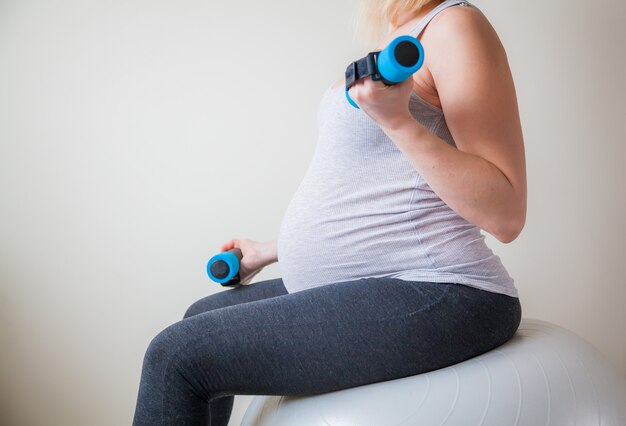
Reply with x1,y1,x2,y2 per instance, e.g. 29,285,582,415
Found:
241,318,626,426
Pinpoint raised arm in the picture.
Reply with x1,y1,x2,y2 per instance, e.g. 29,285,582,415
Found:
361,6,527,243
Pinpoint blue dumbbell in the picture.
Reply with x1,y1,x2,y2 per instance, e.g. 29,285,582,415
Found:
207,248,243,287
344,35,424,109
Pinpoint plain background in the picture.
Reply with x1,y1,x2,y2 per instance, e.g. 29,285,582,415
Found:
1,0,624,424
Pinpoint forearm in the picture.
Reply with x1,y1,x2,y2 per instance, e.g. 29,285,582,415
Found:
381,116,523,243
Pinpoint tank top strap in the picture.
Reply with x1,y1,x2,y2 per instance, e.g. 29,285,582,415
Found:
407,0,476,38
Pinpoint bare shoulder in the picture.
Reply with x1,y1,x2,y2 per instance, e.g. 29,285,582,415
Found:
422,4,507,63
408,4,507,108
429,3,489,30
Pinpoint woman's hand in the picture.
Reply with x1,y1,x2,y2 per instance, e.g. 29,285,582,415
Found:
219,238,277,285
347,75,415,131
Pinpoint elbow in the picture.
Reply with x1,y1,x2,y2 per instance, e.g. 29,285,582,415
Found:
495,211,526,244
497,228,520,244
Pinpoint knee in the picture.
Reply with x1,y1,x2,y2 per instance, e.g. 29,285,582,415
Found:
140,322,212,403
142,323,185,372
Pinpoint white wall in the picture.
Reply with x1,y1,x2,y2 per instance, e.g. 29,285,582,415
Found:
0,0,624,425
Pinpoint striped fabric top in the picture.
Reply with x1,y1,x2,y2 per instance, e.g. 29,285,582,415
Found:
276,0,518,298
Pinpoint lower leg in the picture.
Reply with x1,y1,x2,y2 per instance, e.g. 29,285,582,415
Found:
185,278,288,425
134,278,288,425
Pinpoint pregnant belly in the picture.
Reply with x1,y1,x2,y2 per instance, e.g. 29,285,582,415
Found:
276,199,432,291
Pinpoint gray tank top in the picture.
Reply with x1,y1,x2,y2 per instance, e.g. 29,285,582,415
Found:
277,0,518,298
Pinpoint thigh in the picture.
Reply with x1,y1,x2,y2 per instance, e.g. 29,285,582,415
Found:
161,277,521,399
184,277,288,318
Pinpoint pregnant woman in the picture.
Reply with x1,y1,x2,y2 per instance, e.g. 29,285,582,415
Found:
133,0,526,424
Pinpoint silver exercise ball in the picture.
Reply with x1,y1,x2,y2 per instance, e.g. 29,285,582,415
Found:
241,318,626,426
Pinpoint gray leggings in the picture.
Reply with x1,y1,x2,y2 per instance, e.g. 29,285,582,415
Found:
132,277,522,425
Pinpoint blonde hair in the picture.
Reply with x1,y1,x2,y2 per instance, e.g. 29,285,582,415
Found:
351,0,441,47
